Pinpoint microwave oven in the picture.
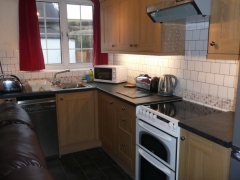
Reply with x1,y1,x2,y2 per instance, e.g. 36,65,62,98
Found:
94,65,127,83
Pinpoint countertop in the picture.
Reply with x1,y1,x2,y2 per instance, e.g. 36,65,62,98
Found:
0,82,234,148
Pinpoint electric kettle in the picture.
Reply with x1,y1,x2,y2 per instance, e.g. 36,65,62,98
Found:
158,74,178,96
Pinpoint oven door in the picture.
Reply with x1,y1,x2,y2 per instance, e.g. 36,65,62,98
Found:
94,68,112,80
136,119,177,170
136,146,175,180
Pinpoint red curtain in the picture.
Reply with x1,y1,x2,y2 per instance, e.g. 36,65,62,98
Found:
91,0,108,65
19,0,45,71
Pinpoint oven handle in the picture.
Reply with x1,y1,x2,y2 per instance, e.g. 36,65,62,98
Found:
138,121,172,142
138,148,171,175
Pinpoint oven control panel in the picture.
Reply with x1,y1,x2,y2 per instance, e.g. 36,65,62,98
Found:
136,105,179,137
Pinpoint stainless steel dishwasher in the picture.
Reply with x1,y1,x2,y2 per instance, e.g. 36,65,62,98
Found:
17,95,59,160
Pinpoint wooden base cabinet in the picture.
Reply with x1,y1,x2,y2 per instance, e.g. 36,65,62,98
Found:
56,91,100,156
207,0,240,60
179,128,231,180
98,91,136,178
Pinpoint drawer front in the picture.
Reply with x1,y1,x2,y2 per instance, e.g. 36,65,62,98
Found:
115,99,135,118
99,91,115,104
117,135,134,170
116,111,133,135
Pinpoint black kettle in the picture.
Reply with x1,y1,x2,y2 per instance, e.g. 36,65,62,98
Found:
158,74,178,96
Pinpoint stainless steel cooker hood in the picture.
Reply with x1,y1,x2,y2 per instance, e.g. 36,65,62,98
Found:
147,0,212,23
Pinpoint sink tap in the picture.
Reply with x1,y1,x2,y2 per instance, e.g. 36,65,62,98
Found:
52,69,70,85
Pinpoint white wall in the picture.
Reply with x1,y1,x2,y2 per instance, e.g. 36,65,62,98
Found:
109,20,239,111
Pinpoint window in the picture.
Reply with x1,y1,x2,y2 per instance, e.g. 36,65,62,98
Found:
36,0,93,70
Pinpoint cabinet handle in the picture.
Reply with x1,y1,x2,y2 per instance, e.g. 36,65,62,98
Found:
210,41,216,46
181,136,186,141
134,44,137,47
112,44,115,47
122,118,126,122
129,44,133,47
121,107,126,110
110,101,113,104
60,98,63,101
122,143,126,146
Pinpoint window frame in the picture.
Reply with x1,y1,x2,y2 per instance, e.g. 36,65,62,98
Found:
37,0,94,70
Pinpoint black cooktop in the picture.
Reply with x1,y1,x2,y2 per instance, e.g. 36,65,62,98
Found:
145,100,222,121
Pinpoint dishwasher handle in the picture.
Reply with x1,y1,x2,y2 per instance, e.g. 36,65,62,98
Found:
17,97,56,105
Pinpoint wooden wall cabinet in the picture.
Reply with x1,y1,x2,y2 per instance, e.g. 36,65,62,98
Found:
207,0,240,60
179,128,231,180
98,91,136,178
56,91,100,156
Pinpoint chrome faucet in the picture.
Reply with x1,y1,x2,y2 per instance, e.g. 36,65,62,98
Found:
52,69,70,85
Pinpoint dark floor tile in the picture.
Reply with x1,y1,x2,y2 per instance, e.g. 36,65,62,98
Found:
81,162,104,179
92,154,114,169
101,166,127,180
74,151,93,166
49,167,68,180
67,170,88,180
89,175,108,180
59,153,75,162
61,159,81,174
86,147,104,157
46,159,62,170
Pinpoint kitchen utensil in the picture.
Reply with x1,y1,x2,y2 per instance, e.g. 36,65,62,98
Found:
158,74,178,96
0,74,23,92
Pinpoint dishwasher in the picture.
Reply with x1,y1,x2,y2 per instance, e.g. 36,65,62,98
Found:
17,95,59,160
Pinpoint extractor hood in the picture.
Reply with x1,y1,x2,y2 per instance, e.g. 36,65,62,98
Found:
147,0,212,23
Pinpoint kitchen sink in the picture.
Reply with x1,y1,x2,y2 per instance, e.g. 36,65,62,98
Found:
59,82,92,89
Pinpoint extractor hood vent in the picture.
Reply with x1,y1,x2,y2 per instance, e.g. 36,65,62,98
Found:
147,0,212,23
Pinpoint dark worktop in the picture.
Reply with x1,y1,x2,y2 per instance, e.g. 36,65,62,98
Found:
0,82,234,148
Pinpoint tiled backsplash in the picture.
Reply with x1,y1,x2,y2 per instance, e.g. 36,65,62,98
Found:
108,20,239,111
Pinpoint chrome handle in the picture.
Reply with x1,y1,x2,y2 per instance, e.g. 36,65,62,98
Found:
210,41,216,46
129,44,133,47
181,136,186,141
121,107,126,110
110,101,113,104
122,118,126,122
134,44,137,47
122,143,126,146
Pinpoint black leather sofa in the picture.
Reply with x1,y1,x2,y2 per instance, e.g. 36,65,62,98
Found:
0,102,54,180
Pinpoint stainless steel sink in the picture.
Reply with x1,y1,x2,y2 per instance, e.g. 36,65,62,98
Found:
59,82,92,89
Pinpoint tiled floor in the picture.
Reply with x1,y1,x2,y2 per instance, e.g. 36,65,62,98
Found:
46,147,133,180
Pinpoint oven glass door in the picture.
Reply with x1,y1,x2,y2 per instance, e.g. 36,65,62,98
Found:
94,68,112,80
136,146,175,180
136,119,177,170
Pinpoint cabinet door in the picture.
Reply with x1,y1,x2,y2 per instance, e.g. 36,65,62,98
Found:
98,92,116,154
208,0,240,60
137,0,161,53
56,91,96,155
179,128,231,180
100,0,119,51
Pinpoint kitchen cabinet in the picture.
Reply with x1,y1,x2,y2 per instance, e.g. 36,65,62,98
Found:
98,91,136,178
207,0,240,60
100,0,179,55
56,91,100,156
179,128,231,180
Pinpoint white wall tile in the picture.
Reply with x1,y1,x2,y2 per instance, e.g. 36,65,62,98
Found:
189,41,196,50
0,51,6,58
218,86,228,98
2,65,8,72
8,64,15,71
184,70,191,79
228,87,235,100
188,61,195,70
181,60,188,70
214,74,224,85
197,22,205,29
177,69,183,78
196,41,204,50
187,80,193,90
31,72,39,79
203,62,211,72
198,51,207,61
191,51,200,61
201,83,209,94
209,84,218,96
191,71,198,81
224,75,234,87
211,63,220,74
2,58,11,65
198,72,206,82
179,79,187,89
24,73,32,79
230,64,237,76
38,72,46,78
6,50,13,57
11,58,18,64
195,61,202,71
203,40,208,51
186,31,193,40
193,30,200,40
206,73,214,84
200,29,208,40
194,81,201,92
220,63,230,75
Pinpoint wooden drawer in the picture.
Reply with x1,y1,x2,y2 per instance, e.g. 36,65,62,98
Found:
98,91,115,104
116,111,133,135
116,135,134,170
115,99,136,118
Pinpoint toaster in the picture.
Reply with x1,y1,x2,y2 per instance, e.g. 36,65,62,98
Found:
0,74,23,92
135,74,159,92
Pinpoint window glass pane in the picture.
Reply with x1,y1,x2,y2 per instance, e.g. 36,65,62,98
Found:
81,20,93,31
67,5,80,19
36,2,44,17
47,35,61,49
68,20,80,33
45,3,59,18
83,49,93,63
46,19,60,32
68,35,82,49
81,5,92,20
82,35,92,48
69,50,76,63
69,49,92,64
47,50,61,64
42,50,47,64
41,38,47,49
